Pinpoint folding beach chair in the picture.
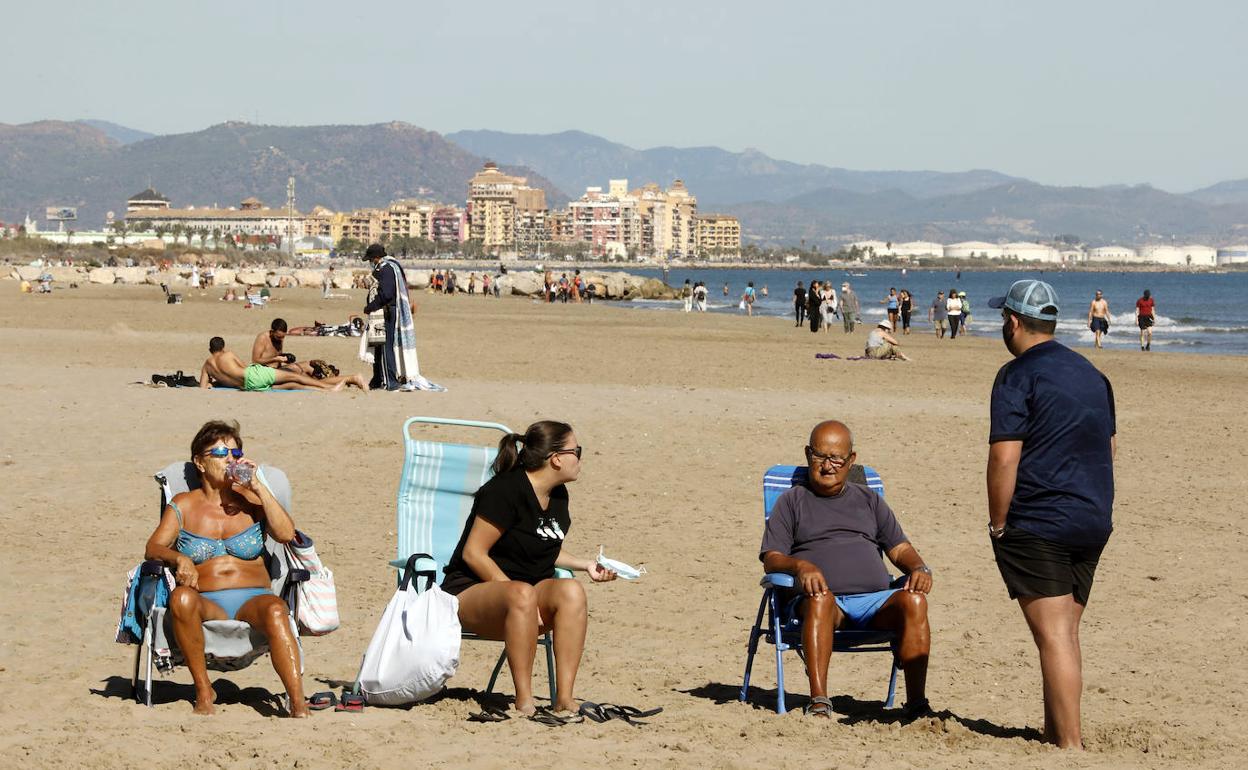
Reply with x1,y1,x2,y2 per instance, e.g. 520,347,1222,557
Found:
126,461,309,706
740,464,902,714
385,416,571,704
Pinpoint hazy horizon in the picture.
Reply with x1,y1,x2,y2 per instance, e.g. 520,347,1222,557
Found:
3,1,1244,193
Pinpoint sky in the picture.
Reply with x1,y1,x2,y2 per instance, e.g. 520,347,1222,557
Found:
3,0,1244,192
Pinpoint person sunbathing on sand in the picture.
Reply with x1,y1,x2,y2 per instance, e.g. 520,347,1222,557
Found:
144,419,308,716
200,337,361,391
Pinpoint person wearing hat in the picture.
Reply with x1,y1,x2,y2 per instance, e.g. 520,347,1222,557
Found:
958,291,971,331
864,319,909,361
839,282,860,333
361,243,436,391
985,279,1116,749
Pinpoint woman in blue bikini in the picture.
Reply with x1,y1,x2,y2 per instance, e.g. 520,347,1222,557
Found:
144,420,307,717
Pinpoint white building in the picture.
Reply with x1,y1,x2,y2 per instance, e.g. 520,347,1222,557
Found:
893,241,944,258
1059,249,1084,264
944,241,1003,259
1086,246,1139,263
1001,242,1061,262
1217,246,1248,265
1139,244,1217,267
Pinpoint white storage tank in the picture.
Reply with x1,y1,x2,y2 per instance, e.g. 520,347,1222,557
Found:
944,241,1003,259
1001,242,1061,262
893,241,944,258
1086,246,1139,263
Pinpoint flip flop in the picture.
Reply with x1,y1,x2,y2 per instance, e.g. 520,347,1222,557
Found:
306,691,336,711
335,692,365,712
578,702,662,726
528,706,585,727
467,706,511,723
804,696,834,718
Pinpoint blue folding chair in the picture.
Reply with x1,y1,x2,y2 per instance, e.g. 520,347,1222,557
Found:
386,416,570,704
740,464,901,714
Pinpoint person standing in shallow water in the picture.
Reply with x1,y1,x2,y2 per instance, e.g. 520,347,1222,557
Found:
808,281,822,333
793,281,806,327
1087,290,1110,349
1135,289,1155,351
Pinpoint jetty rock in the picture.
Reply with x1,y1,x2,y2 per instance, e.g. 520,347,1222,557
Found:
506,271,545,296
404,269,431,289
88,267,116,285
212,268,236,286
293,269,323,287
332,271,356,289
13,266,46,281
113,267,149,284
49,266,86,283
236,269,268,287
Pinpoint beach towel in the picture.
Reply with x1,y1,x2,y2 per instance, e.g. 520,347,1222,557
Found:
378,256,446,392
814,352,876,361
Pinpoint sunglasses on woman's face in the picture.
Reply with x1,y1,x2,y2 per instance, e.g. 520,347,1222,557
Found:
205,446,244,459
550,446,583,460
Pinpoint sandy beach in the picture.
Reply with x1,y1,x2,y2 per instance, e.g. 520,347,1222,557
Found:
1,283,1244,769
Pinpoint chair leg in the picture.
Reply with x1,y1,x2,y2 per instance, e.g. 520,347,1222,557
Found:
144,628,155,707
485,648,507,695
769,591,788,715
543,631,556,705
740,595,768,701
885,663,899,709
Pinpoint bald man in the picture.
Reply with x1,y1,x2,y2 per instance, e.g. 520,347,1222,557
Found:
760,420,933,718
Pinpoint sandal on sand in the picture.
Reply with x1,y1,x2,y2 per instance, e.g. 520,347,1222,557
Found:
900,698,932,720
335,692,365,713
804,696,834,718
528,706,585,727
467,706,511,723
578,702,663,726
306,692,337,711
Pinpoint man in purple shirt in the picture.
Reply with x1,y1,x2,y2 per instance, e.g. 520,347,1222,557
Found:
760,420,933,718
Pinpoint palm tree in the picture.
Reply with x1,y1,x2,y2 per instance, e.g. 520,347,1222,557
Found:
211,228,222,250
154,225,169,243
170,224,185,244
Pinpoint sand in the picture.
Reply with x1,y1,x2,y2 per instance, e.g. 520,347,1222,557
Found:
1,283,1244,769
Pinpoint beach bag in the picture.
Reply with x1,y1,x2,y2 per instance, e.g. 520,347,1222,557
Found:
285,531,340,636
366,311,387,344
356,554,461,705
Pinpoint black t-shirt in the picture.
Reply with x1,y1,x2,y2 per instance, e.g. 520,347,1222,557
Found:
989,340,1116,546
794,287,805,304
442,468,571,587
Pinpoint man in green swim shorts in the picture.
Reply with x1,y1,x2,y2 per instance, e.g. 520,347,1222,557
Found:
200,337,352,391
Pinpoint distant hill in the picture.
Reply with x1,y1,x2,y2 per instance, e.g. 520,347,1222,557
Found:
76,119,155,145
1187,178,1248,206
0,121,561,226
446,128,1022,205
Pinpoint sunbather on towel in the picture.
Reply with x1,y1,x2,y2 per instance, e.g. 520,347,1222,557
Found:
440,420,618,716
143,420,308,716
760,420,933,718
252,318,316,376
200,337,347,391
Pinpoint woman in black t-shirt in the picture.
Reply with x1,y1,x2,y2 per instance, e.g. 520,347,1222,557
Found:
441,420,616,715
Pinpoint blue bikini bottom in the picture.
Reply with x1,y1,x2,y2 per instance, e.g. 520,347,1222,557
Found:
201,587,272,619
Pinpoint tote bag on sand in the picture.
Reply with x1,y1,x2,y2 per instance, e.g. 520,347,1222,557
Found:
356,554,461,705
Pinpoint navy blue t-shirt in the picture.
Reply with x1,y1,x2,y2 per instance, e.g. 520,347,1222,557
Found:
989,340,1115,546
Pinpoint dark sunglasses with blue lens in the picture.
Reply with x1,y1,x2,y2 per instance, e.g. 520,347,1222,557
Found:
205,446,244,459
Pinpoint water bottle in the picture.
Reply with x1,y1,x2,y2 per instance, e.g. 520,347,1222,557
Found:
228,461,254,485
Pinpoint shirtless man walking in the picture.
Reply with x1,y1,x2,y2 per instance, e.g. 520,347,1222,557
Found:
201,337,357,391
1087,290,1110,349
252,319,315,376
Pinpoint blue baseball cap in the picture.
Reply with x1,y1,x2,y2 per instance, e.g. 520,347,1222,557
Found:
987,279,1060,321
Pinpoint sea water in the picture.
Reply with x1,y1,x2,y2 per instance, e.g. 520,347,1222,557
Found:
607,268,1248,356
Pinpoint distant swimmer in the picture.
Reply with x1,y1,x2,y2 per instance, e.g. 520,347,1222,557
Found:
722,283,729,297
1087,290,1110,349
1135,289,1155,352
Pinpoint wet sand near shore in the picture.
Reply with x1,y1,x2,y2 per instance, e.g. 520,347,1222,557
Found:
1,284,1244,768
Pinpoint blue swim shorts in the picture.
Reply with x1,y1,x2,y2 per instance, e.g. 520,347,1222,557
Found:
785,582,904,628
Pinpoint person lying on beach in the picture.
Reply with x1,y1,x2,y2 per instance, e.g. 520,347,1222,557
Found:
143,419,308,716
252,318,316,376
440,420,617,716
760,420,932,718
200,337,358,391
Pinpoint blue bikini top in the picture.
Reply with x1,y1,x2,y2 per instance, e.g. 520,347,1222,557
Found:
170,501,265,565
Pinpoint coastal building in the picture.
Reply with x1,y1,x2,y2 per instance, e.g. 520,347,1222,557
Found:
466,162,547,250
122,193,304,246
1086,246,1139,263
430,206,466,243
1001,242,1061,262
1139,244,1218,267
944,241,1004,259
893,241,944,258
568,186,641,258
1217,246,1248,265
694,213,742,257
126,188,171,213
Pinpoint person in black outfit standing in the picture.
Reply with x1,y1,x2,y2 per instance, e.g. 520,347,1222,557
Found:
794,281,806,327
362,243,402,390
808,280,822,333
441,420,617,716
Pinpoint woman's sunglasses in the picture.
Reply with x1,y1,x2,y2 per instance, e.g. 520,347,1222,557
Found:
550,446,583,460
205,446,244,459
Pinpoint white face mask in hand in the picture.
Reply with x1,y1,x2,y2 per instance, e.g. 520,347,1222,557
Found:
598,546,646,580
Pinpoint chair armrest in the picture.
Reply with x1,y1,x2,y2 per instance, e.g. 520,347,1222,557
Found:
760,573,795,589
554,567,574,579
388,556,439,574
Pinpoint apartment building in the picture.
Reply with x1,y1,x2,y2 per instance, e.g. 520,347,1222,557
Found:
466,162,547,249
568,186,642,257
694,213,741,256
123,191,304,242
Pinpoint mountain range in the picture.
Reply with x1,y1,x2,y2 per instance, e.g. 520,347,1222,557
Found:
2,120,1246,245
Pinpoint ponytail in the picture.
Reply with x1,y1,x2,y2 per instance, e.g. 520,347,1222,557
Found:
492,421,574,475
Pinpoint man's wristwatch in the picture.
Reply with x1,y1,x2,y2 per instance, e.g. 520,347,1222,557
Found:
988,523,1007,539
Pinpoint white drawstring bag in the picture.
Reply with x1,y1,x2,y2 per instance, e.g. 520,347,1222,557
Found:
356,554,461,705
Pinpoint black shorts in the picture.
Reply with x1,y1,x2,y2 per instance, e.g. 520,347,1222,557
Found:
1138,316,1154,330
992,527,1106,605
1090,317,1109,333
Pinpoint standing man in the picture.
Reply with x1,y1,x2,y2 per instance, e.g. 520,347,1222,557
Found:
929,290,948,339
840,282,860,333
1135,289,1155,351
681,279,693,313
986,279,1115,749
362,243,444,392
807,280,822,332
1087,290,1110,349
742,282,757,316
793,281,806,327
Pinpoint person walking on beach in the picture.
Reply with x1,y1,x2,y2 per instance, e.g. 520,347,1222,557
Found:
881,288,900,330
986,279,1115,750
482,273,491,298
794,281,806,327
959,292,972,331
694,281,708,312
946,288,964,338
1135,289,1155,351
681,279,693,313
929,291,948,338
820,280,838,333
807,280,822,332
840,282,860,333
899,289,914,335
742,282,757,316
1087,290,1110,349
468,273,477,295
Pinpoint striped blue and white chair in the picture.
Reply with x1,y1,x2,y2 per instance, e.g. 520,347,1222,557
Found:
386,416,571,704
740,464,901,714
